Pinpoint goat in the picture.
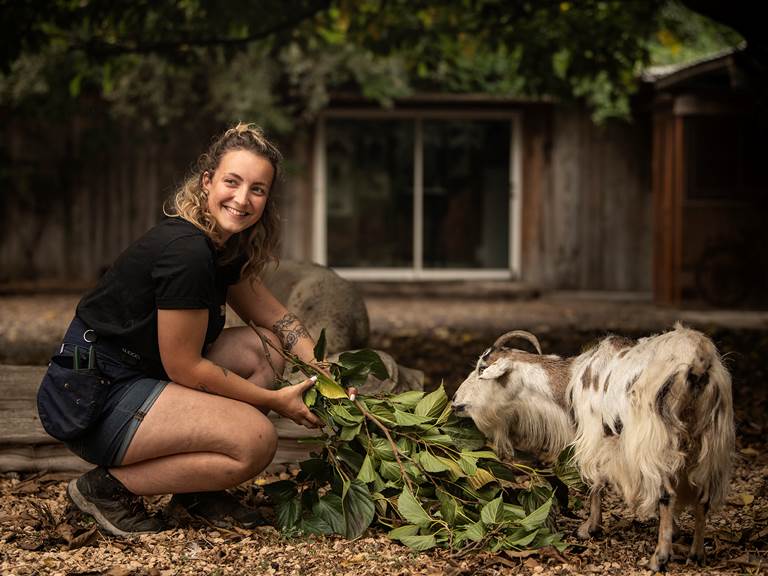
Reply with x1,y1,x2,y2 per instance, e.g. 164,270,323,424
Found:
452,324,734,572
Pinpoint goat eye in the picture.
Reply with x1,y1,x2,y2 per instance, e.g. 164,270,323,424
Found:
480,347,491,360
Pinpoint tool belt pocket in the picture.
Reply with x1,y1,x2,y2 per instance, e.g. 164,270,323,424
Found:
37,346,110,441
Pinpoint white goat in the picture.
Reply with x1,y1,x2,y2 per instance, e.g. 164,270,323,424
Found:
452,324,734,572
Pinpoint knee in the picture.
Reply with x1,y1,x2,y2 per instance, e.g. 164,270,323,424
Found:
250,329,286,383
233,418,278,479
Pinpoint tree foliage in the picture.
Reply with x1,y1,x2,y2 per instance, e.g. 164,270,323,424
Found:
0,0,745,128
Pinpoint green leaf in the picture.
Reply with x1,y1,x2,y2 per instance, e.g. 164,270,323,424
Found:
343,480,375,539
398,534,437,551
315,374,347,399
275,496,302,531
388,524,420,539
313,328,327,361
367,404,397,426
554,446,588,490
313,494,345,535
519,497,553,531
357,454,377,483
441,420,487,451
397,487,432,527
467,468,497,490
418,451,449,473
373,492,388,515
303,385,317,408
329,404,363,426
414,384,448,418
480,496,504,525
436,489,458,524
299,458,332,482
390,390,425,407
437,456,465,478
379,459,402,482
421,433,454,446
263,480,297,504
463,450,499,460
394,409,434,427
369,436,395,461
338,349,389,380
339,423,362,441
396,437,413,456
435,401,453,425
300,515,333,535
501,528,539,548
336,445,364,474
502,503,526,521
457,521,486,543
458,454,478,476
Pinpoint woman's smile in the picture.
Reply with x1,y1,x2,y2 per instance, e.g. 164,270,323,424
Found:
203,149,274,241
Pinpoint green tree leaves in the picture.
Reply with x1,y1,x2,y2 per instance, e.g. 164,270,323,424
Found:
265,348,568,554
2,0,742,127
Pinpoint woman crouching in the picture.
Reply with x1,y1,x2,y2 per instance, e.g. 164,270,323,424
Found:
37,123,330,536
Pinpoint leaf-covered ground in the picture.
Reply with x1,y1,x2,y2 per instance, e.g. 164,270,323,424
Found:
2,294,767,574
1,443,767,575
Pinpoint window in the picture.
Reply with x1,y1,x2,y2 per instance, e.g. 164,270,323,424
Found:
314,112,521,279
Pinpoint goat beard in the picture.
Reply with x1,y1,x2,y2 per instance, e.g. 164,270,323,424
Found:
470,396,573,462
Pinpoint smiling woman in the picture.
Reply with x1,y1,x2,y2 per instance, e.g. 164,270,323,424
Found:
203,149,273,241
36,123,336,537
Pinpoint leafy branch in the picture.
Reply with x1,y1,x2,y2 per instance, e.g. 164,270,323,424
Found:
251,324,579,553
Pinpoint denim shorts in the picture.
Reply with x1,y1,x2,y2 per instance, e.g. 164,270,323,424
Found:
55,316,167,467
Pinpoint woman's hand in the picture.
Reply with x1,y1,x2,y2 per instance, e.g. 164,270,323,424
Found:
270,377,322,429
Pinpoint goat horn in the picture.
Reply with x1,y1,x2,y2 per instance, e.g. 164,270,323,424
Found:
493,330,543,354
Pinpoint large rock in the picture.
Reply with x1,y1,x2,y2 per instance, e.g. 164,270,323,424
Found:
261,260,370,354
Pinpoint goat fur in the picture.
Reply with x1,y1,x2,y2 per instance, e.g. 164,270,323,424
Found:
453,323,734,519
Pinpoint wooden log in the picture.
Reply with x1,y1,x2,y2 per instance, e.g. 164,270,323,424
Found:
0,365,322,473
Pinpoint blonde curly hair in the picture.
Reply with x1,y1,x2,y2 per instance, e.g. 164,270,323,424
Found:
165,123,283,281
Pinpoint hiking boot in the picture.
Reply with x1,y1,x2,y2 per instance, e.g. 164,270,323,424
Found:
169,490,267,529
67,467,164,537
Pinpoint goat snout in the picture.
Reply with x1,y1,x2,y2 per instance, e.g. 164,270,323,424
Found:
451,401,469,415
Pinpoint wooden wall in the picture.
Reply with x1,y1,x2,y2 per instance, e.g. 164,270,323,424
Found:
1,115,212,283
2,105,653,293
522,105,653,292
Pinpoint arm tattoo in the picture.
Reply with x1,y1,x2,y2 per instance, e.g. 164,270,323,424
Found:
272,312,311,352
220,366,229,378
198,383,212,394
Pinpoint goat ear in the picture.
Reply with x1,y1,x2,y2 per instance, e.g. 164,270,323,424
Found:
479,358,514,380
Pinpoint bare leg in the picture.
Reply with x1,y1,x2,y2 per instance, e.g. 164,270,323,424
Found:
648,488,677,572
689,501,708,564
204,326,285,389
109,327,284,495
577,483,603,539
110,383,277,495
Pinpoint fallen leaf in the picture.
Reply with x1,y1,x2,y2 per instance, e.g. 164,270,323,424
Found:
741,493,755,505
727,553,765,568
104,568,134,576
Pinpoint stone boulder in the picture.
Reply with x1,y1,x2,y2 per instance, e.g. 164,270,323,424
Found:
261,260,370,354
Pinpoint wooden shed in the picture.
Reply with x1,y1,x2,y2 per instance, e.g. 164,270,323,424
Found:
650,49,768,306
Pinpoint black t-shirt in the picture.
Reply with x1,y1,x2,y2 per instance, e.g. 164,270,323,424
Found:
77,218,245,379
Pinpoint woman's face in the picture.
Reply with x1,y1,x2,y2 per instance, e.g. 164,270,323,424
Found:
203,149,275,241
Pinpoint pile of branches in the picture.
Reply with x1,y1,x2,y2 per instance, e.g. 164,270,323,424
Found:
259,331,578,553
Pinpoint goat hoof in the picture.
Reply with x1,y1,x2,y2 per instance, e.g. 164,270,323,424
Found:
645,553,669,573
688,552,705,566
576,523,601,540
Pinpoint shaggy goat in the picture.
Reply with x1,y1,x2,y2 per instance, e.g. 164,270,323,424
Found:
452,324,734,571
